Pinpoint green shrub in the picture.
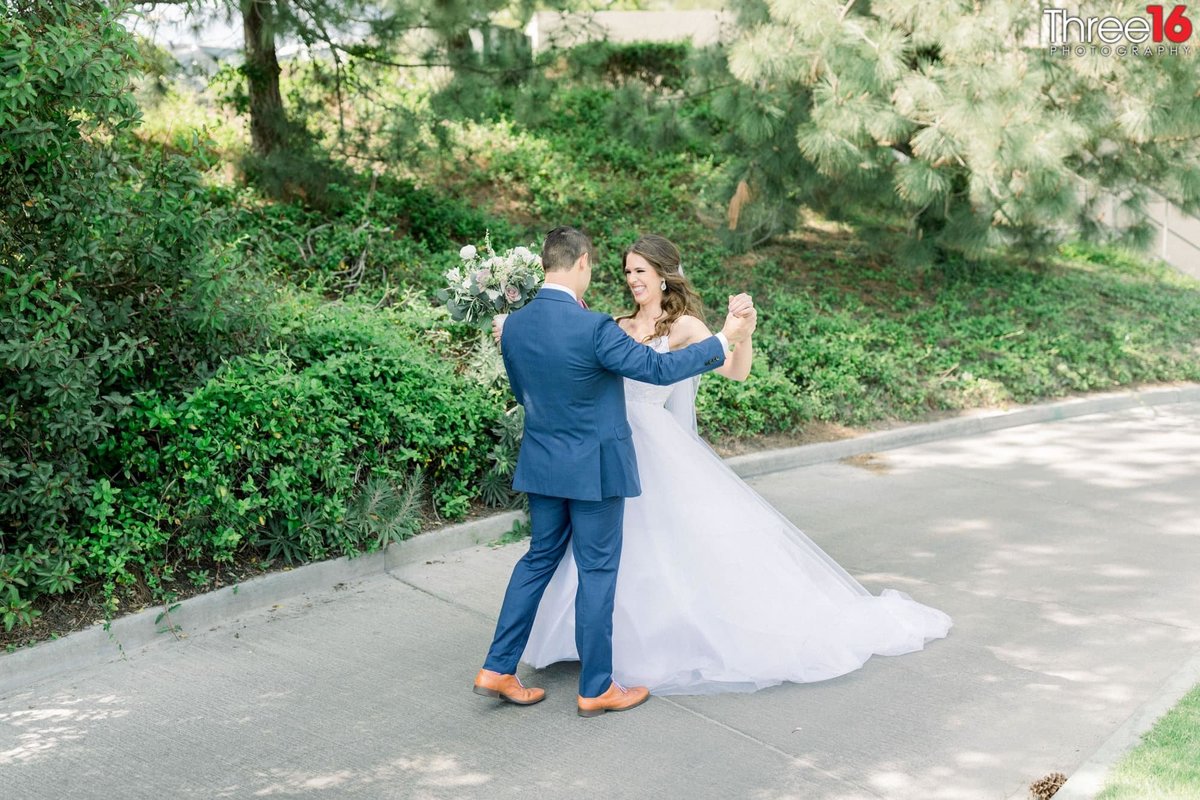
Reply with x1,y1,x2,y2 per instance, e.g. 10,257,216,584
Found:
89,298,501,607
0,0,274,626
697,359,812,439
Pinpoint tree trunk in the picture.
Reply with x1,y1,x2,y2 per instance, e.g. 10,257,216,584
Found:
241,0,285,156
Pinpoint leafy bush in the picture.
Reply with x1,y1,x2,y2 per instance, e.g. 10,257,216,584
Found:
697,358,813,439
88,297,501,609
745,253,1200,426
0,0,274,627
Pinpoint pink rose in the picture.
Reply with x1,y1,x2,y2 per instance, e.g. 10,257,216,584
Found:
504,285,521,303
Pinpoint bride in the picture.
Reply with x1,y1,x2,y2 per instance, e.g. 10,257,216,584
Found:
498,235,951,695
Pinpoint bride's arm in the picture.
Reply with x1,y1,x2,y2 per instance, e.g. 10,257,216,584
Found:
716,330,753,381
672,312,754,382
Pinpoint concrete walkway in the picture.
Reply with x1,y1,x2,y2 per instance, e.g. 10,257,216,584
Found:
2,401,1198,799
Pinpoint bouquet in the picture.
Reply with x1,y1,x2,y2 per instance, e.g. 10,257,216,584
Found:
439,234,544,328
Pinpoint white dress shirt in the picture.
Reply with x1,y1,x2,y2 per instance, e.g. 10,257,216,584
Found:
541,282,577,302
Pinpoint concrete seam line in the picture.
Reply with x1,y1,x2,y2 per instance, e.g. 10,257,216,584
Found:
386,575,496,624
657,697,889,798
1054,647,1200,800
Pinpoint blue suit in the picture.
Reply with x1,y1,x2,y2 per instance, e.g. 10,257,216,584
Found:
483,287,726,697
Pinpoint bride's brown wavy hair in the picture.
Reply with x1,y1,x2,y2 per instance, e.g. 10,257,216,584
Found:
619,234,707,343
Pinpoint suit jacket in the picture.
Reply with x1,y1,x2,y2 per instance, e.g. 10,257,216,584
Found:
501,287,726,501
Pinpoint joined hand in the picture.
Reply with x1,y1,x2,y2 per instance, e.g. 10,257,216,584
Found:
721,293,757,345
728,293,754,319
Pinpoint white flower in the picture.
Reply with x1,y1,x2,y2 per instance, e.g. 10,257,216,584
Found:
446,267,462,283
485,289,502,302
459,245,477,260
512,246,533,261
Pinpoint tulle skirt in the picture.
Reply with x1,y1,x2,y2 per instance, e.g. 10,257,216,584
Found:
520,401,952,696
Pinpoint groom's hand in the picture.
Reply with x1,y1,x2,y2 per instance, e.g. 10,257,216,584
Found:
721,307,754,345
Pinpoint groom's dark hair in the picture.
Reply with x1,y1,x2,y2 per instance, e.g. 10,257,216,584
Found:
541,226,594,273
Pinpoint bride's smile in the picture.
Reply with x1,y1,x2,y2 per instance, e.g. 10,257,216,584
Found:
624,253,661,307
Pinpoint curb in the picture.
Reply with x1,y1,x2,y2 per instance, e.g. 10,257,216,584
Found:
1053,648,1200,799
0,510,526,696
725,383,1200,478
2,383,1197,697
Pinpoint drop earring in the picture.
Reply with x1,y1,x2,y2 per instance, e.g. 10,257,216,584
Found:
659,280,667,291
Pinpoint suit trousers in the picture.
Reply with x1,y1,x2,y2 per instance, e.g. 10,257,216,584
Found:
483,493,625,698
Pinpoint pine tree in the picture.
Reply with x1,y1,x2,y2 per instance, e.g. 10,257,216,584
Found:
716,0,1200,264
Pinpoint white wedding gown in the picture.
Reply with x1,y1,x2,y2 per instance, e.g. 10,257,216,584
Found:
521,336,952,695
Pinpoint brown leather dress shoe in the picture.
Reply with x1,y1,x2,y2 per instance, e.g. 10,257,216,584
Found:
577,681,650,717
473,669,545,705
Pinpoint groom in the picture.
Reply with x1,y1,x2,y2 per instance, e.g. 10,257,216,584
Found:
473,226,755,717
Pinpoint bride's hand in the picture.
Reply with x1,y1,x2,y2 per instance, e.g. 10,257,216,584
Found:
492,313,509,345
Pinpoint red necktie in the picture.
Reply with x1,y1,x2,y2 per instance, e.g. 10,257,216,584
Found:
578,298,588,310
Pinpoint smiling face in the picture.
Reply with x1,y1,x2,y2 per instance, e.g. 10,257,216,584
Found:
624,252,663,308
